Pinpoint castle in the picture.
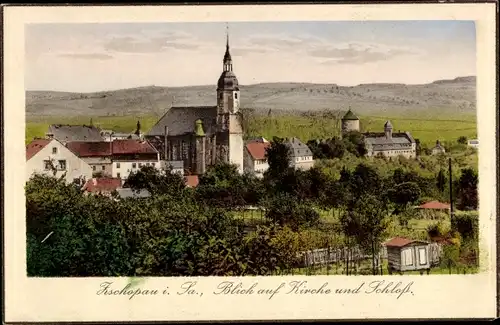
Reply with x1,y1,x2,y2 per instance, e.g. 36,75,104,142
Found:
146,32,244,175
341,109,416,159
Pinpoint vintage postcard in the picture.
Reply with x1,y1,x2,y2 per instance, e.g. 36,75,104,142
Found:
3,3,497,322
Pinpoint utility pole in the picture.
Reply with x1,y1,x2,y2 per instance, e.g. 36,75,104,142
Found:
448,157,454,226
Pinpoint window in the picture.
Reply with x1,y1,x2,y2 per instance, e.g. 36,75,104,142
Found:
234,93,238,99
58,160,66,170
43,160,51,170
73,178,81,186
117,172,121,178
102,166,105,171
132,163,136,168
418,248,427,265
151,162,155,167
139,163,143,167
92,165,96,171
52,147,57,154
116,163,120,168
403,248,413,266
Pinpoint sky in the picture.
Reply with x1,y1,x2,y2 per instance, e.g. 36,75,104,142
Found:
25,21,476,92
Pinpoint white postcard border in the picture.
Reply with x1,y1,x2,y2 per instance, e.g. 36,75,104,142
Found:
3,4,497,321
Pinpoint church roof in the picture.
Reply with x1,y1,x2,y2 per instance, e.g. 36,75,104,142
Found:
146,106,218,137
384,120,393,128
217,71,239,90
342,109,359,121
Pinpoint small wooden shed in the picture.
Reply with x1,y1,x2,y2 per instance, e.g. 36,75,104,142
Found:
384,237,431,274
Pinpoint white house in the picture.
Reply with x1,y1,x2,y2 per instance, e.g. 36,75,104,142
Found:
26,138,92,185
467,139,479,149
244,141,271,178
431,140,446,155
111,139,161,181
285,137,314,170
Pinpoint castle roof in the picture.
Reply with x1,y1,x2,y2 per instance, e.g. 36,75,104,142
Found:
146,106,218,137
363,131,415,150
342,109,359,121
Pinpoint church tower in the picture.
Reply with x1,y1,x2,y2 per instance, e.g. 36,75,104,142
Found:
216,24,243,174
217,27,240,115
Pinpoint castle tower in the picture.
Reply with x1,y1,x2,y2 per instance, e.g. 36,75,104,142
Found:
384,120,393,139
341,109,360,136
216,24,244,174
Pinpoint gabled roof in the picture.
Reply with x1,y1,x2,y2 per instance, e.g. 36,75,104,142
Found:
47,124,103,142
285,137,313,157
342,109,359,121
26,139,52,160
146,106,218,137
384,237,429,248
83,178,122,193
111,140,158,155
246,141,271,160
66,141,112,157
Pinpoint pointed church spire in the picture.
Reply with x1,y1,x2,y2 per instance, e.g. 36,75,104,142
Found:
223,23,232,71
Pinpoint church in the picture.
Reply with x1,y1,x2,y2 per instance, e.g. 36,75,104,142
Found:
146,32,244,175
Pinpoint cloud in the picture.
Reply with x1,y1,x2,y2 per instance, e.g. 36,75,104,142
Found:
238,34,422,64
102,32,200,53
57,53,114,60
313,42,422,65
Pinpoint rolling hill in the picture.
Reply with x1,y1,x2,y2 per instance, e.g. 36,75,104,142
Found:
26,76,476,118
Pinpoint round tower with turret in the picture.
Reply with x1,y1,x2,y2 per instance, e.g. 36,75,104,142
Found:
341,109,360,135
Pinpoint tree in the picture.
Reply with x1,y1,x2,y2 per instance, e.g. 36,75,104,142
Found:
265,137,292,179
456,168,478,211
124,165,186,197
457,136,468,145
344,194,390,275
264,192,320,231
349,163,382,196
342,131,367,157
387,182,421,211
436,169,447,193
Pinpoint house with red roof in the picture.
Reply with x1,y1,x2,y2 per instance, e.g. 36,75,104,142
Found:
65,139,161,181
243,140,271,178
26,138,92,185
66,141,113,177
110,139,160,181
83,177,122,197
383,237,431,274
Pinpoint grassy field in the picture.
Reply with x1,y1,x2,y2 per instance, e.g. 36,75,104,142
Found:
244,114,477,148
26,112,477,148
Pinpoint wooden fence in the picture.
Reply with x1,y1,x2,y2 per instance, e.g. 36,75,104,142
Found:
301,242,443,268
